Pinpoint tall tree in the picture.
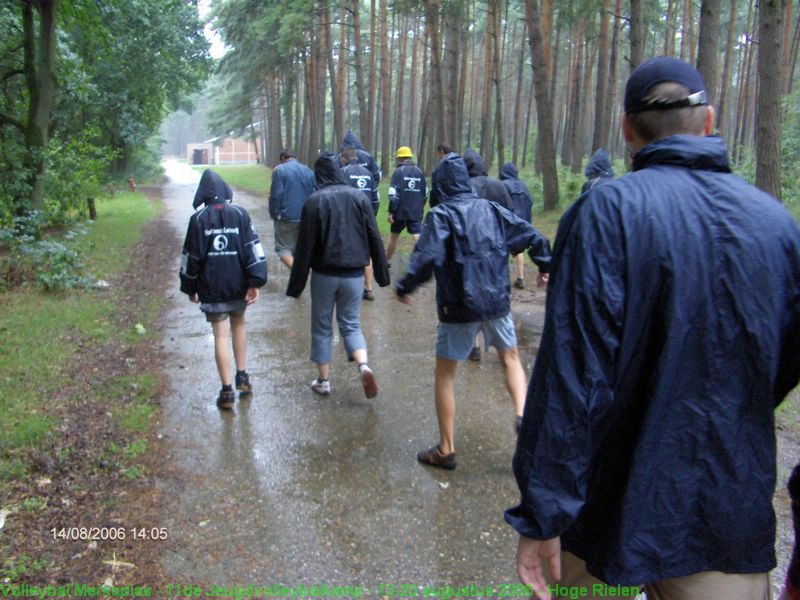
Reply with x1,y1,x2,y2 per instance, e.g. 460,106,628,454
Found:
524,0,559,209
630,0,646,67
592,0,611,153
21,0,58,211
756,0,784,199
696,0,721,105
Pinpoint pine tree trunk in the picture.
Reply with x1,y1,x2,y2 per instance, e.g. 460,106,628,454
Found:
756,0,784,199
524,0,559,210
351,0,369,141
367,0,377,148
379,0,392,172
630,0,646,68
697,0,721,105
393,10,409,150
592,0,611,153
717,0,737,134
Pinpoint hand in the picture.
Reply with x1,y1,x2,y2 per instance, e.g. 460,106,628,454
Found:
189,293,199,304
396,293,413,305
245,287,260,305
516,535,561,600
536,273,549,287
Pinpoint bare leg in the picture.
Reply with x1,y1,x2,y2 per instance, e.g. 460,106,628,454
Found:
230,313,247,371
515,254,525,280
211,319,233,386
385,233,400,261
352,348,367,365
434,357,459,454
280,254,294,269
497,346,527,417
317,363,330,380
364,260,374,291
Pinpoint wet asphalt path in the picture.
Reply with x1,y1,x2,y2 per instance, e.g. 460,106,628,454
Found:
156,160,796,597
157,160,548,595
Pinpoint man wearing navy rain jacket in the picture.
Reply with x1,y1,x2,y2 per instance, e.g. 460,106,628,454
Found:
506,57,800,600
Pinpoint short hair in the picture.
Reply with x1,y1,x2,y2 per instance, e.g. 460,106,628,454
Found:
436,143,453,155
626,82,709,144
341,148,358,162
279,148,296,161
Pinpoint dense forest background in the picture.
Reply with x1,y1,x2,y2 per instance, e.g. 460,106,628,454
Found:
4,0,800,227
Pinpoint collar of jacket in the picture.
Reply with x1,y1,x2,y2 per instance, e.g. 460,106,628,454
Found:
632,134,731,173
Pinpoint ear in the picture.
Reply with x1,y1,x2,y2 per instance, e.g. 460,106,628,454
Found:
621,113,635,143
703,106,716,135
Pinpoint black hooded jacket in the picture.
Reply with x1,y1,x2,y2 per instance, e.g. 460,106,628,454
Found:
339,131,382,207
581,148,615,194
287,153,389,298
499,162,533,223
180,170,267,303
397,154,551,323
462,149,513,211
192,169,233,209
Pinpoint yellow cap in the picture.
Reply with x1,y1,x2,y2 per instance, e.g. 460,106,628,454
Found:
396,146,413,159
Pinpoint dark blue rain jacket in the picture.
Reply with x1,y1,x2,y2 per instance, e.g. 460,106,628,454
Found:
581,148,615,194
396,154,551,323
462,149,514,211
506,135,800,584
340,131,381,208
192,169,233,209
499,162,533,223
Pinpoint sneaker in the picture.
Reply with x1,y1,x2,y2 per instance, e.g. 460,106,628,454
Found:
417,444,457,470
362,289,375,301
311,378,331,396
513,277,525,289
216,389,236,410
235,371,252,394
359,364,378,399
468,346,481,362
515,415,523,435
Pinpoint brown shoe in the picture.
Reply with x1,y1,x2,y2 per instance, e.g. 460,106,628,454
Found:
417,444,456,470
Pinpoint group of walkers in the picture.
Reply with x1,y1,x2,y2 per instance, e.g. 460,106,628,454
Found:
179,57,800,600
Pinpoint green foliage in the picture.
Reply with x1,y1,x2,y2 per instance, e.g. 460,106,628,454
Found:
0,554,48,580
43,129,117,226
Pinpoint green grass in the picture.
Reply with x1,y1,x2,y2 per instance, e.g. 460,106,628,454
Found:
0,192,157,481
191,164,271,197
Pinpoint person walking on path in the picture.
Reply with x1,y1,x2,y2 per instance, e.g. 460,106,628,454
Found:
462,148,513,211
287,152,390,399
580,148,615,194
385,146,427,262
179,169,268,410
395,153,551,471
506,57,800,600
340,131,382,301
499,162,534,290
341,147,379,301
268,149,316,269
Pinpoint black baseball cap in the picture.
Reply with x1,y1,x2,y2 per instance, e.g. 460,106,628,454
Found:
624,57,708,114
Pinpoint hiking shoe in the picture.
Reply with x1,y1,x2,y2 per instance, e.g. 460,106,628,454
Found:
311,378,331,396
468,346,481,362
363,289,375,301
515,415,523,435
359,365,378,399
216,389,236,410
235,371,252,394
513,277,525,289
417,444,456,470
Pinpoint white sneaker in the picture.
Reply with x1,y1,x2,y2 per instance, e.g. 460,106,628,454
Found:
359,365,378,399
311,378,331,395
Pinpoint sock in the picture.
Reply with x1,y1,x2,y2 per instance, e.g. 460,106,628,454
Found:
358,363,370,373
222,384,233,392
236,369,247,377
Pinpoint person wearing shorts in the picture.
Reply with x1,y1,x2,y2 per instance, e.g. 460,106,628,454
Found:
395,153,550,470
268,149,316,269
385,146,427,261
180,170,267,410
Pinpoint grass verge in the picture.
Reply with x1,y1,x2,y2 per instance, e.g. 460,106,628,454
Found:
0,191,158,482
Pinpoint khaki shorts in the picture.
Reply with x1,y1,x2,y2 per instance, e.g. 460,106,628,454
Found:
545,551,771,600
